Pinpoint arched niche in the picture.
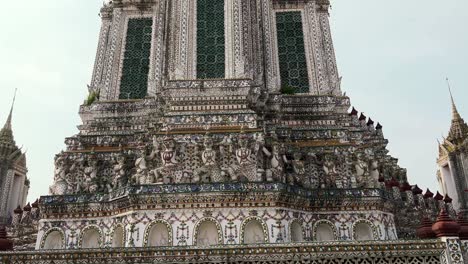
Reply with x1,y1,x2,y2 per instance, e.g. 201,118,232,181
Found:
314,221,336,242
242,218,268,244
353,221,375,241
145,222,171,247
290,221,304,242
41,229,65,250
195,219,222,246
112,225,125,248
81,226,102,249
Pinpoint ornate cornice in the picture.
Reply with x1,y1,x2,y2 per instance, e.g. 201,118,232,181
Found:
39,184,394,219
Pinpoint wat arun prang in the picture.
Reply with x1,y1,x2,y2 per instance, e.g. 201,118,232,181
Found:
1,0,468,263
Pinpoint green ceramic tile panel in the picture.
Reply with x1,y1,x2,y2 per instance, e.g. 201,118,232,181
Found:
197,0,225,79
119,18,153,99
276,11,310,93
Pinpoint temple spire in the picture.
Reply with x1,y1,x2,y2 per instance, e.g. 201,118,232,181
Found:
0,89,17,147
3,89,17,131
447,78,461,120
445,79,468,144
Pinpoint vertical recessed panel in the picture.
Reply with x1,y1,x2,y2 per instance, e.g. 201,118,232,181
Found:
119,18,153,99
276,12,310,93
197,0,225,79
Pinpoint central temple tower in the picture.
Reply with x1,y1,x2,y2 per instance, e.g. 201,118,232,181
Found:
38,0,428,251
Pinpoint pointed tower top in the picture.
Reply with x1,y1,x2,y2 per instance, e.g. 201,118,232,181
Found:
445,79,468,145
0,89,18,149
447,78,461,120
3,88,17,131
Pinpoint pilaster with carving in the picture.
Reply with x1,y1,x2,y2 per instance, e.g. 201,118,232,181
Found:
100,8,123,100
167,0,197,80
90,7,113,94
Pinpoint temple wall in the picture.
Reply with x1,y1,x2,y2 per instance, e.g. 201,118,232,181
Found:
35,208,396,250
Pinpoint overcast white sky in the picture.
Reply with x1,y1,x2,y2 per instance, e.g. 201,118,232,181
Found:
0,1,466,201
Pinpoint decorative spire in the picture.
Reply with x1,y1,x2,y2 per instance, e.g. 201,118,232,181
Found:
358,113,366,121
446,79,468,145
0,89,18,148
434,191,444,201
2,89,16,131
412,185,423,195
447,78,459,119
31,199,39,209
424,188,434,199
444,194,453,204
349,107,358,116
13,205,23,215
23,203,31,212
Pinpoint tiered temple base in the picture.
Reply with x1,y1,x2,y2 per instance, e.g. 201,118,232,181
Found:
35,184,398,249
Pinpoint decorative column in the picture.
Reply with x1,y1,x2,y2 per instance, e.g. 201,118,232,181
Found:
225,0,245,79
303,1,340,95
168,0,197,80
100,7,123,100
316,3,339,95
259,0,280,92
148,0,167,96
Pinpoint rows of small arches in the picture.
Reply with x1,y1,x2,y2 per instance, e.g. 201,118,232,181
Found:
40,218,378,250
